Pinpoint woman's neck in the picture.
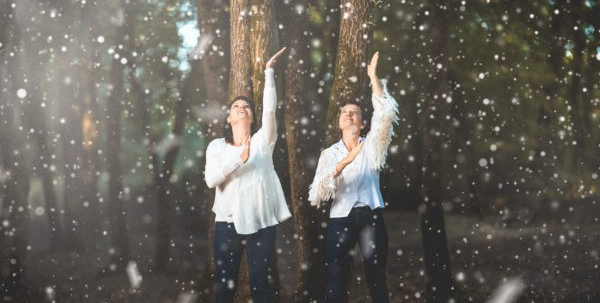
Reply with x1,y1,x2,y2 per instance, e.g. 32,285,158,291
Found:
231,125,251,146
342,132,360,151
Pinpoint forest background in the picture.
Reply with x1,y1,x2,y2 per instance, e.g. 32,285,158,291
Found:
0,0,599,302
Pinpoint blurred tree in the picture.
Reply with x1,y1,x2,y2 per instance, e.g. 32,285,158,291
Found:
195,0,230,299
0,4,31,296
20,28,62,249
104,0,134,270
419,0,462,301
278,1,328,302
75,0,103,245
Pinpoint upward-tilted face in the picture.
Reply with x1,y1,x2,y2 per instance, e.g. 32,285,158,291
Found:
338,103,363,134
227,99,254,126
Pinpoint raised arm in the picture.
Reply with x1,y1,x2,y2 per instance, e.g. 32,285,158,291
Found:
262,47,287,145
204,140,244,188
364,52,399,170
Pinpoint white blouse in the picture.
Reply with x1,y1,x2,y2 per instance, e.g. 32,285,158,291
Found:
308,81,399,218
204,68,291,234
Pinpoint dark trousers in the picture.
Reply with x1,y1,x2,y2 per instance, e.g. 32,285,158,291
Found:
324,207,389,303
213,222,276,303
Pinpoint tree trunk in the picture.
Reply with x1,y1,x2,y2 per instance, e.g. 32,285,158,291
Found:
419,0,461,302
447,71,482,216
19,40,62,250
324,0,374,147
77,1,103,245
0,106,31,298
567,0,587,168
153,60,200,272
196,0,230,300
0,11,31,294
249,0,275,124
227,0,280,301
279,1,328,302
229,0,253,99
104,0,135,270
316,0,341,99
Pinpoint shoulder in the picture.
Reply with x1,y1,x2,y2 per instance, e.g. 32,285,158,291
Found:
207,138,226,152
251,129,268,145
320,144,338,159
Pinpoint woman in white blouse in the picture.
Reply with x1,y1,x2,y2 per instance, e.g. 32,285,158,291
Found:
308,52,399,303
204,47,290,303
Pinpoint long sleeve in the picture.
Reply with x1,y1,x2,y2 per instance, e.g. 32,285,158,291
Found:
364,80,399,170
308,149,337,207
204,140,243,188
262,68,277,145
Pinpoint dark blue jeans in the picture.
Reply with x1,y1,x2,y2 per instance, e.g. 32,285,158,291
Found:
324,207,389,303
213,222,276,303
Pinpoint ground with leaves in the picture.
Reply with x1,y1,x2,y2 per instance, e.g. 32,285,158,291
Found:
5,210,598,303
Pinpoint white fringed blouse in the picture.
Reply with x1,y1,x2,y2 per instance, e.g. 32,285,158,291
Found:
308,82,399,218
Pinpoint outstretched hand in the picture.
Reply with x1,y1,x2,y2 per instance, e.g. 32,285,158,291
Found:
368,52,383,98
266,47,287,69
367,51,379,79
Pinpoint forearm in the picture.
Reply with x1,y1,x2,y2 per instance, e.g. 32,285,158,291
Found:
370,75,383,99
263,68,277,144
333,159,349,178
365,81,399,170
205,157,243,188
308,151,337,206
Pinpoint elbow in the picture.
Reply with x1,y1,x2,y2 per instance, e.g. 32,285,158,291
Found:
205,181,216,189
204,176,218,189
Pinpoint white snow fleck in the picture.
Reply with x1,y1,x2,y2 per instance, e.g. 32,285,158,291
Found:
486,277,525,303
126,261,143,290
17,88,27,98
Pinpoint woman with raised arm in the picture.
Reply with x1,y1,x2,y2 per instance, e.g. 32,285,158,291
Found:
204,47,290,303
308,52,399,303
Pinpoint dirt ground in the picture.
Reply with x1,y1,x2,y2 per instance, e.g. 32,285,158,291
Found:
6,211,600,303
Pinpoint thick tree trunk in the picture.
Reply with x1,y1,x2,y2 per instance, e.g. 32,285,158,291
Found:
229,0,253,99
324,0,374,147
279,1,328,302
227,1,280,301
420,1,461,302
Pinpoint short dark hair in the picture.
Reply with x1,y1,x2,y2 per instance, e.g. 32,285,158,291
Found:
339,100,363,113
223,96,258,144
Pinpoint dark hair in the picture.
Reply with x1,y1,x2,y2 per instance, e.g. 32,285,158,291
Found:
223,96,258,144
